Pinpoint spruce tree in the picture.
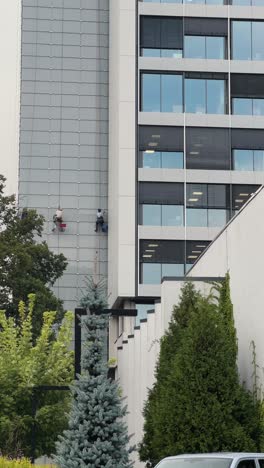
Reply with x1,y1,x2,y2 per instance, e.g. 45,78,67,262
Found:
139,277,263,467
54,314,133,468
79,276,108,313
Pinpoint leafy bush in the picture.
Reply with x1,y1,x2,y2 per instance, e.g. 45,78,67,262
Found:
0,457,56,467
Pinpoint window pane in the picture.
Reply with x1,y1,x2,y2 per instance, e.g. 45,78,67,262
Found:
162,205,184,226
142,263,161,284
252,0,264,5
252,22,264,60
161,74,183,112
206,0,224,4
186,208,207,227
208,209,227,227
232,22,251,60
233,149,254,171
253,99,264,115
142,205,161,225
232,0,250,5
185,0,205,4
208,184,228,208
142,48,161,57
162,151,183,168
232,98,252,115
185,79,206,114
143,151,161,168
162,263,184,277
187,183,207,207
206,37,225,59
207,80,225,114
142,74,160,112
161,49,183,58
184,36,205,59
254,150,264,171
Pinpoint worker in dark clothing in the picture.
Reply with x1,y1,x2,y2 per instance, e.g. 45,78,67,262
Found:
95,209,104,232
21,208,28,220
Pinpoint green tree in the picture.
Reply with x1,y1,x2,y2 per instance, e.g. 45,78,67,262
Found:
79,275,108,312
0,294,74,458
139,277,263,467
54,314,133,468
0,175,67,335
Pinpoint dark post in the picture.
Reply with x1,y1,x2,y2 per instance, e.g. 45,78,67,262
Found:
74,308,87,378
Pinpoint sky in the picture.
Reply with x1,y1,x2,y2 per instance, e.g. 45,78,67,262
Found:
0,1,21,195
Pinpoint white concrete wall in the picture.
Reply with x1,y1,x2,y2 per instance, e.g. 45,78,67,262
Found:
116,183,264,466
0,1,21,195
108,0,136,306
188,186,264,387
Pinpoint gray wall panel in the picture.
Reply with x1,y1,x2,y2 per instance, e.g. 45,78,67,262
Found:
19,0,109,312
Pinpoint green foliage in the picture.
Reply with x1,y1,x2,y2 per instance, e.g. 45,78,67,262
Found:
0,459,56,468
139,276,263,467
54,314,133,468
0,295,74,458
79,276,108,312
0,175,68,336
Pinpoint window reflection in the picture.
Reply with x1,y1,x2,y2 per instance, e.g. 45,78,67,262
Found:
185,79,225,114
142,151,184,169
184,36,225,59
232,98,264,116
142,74,160,112
233,149,264,171
141,204,184,226
232,21,264,60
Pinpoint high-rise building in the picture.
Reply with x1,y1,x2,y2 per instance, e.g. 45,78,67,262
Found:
108,0,264,320
19,1,264,330
19,0,109,312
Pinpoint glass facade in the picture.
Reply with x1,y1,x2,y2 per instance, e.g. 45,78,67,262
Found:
141,73,183,112
141,49,183,58
142,151,184,169
142,204,184,226
142,73,226,114
233,150,264,171
232,98,264,116
184,36,225,59
185,79,225,114
232,21,264,61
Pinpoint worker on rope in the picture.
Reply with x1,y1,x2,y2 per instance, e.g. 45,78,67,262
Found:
52,207,64,232
95,209,104,232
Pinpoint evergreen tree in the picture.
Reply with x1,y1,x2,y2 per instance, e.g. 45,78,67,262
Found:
139,277,263,467
79,276,108,312
54,314,133,468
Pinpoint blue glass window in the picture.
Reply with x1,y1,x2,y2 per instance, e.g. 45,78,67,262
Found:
142,205,161,225
252,22,264,60
142,49,161,57
206,37,225,59
142,151,184,169
143,151,161,168
207,80,225,114
254,150,264,170
184,36,225,59
233,149,264,171
162,263,184,277
233,150,253,171
232,22,251,60
185,36,205,59
208,209,227,227
161,152,184,168
186,208,207,227
161,49,183,58
232,21,264,60
142,264,161,284
142,74,160,112
185,79,206,114
161,74,183,112
162,205,184,226
253,99,264,116
185,79,225,114
232,98,252,115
